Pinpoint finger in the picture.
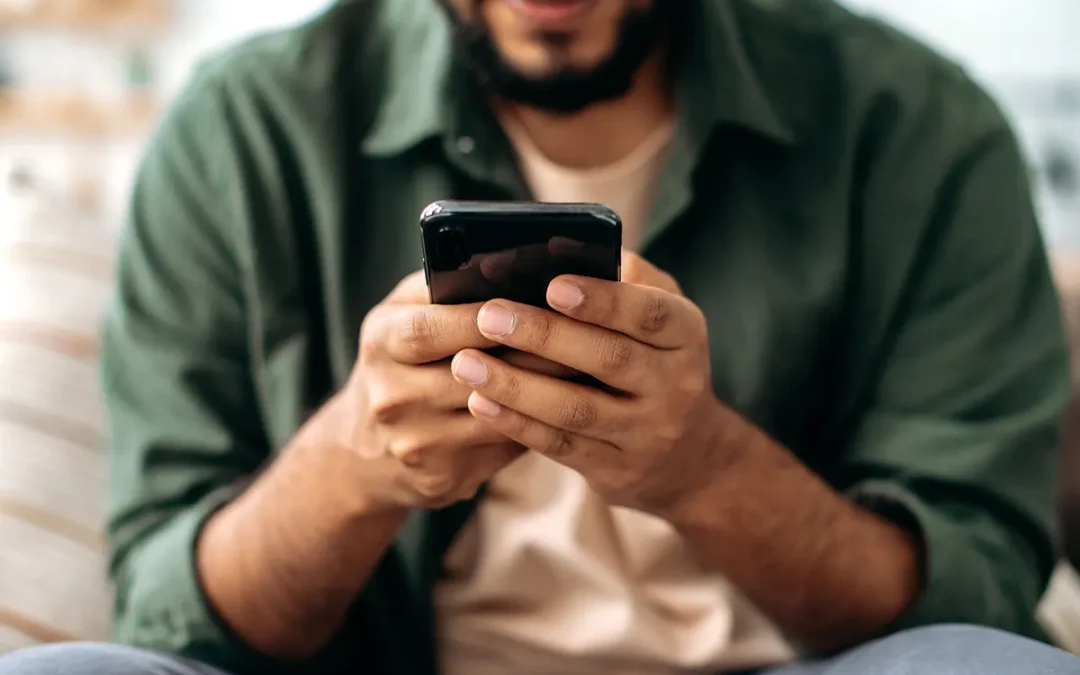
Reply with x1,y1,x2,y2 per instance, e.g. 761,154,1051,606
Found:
385,409,513,467
545,276,704,350
476,301,651,392
366,362,474,424
620,250,682,294
446,441,525,494
467,391,619,470
402,440,525,507
451,349,625,441
496,348,581,380
367,303,499,364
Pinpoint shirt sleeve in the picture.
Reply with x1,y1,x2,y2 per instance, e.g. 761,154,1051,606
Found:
101,69,287,673
839,77,1070,637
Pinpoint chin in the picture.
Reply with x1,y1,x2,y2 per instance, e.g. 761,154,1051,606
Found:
443,0,669,114
485,0,629,71
497,45,614,79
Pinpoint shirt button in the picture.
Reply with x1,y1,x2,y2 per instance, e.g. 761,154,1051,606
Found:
456,136,476,155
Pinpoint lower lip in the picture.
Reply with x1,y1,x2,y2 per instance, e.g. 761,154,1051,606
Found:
507,0,594,27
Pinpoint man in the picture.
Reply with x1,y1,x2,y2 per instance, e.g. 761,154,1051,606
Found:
1,0,1076,673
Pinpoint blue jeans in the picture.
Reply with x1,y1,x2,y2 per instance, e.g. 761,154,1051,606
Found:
1,625,1079,674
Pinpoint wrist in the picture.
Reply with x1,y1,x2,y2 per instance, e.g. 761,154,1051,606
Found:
289,390,410,518
196,422,407,660
281,406,408,526
662,403,762,528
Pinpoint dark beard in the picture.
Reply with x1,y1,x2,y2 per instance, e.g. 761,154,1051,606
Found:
438,1,675,115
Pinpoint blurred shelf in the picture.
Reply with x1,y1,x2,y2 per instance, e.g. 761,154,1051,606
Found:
0,0,169,31
0,90,159,136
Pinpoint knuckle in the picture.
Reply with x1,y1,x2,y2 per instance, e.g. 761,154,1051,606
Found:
594,333,635,374
369,392,410,426
400,450,426,468
604,465,639,494
544,429,577,459
559,397,598,431
675,369,709,400
530,312,558,350
388,438,428,466
399,307,442,356
495,369,524,404
635,399,680,445
358,336,381,362
508,410,534,437
600,289,620,324
653,421,683,448
358,313,387,362
638,293,671,334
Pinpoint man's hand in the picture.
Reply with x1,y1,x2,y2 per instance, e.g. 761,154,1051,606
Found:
448,251,733,517
198,271,548,660
451,251,922,651
331,271,526,510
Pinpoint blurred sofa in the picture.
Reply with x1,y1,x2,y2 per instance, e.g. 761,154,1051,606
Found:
0,176,114,650
1,190,1080,655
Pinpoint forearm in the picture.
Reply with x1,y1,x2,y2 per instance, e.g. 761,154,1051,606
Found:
197,397,407,661
669,417,922,653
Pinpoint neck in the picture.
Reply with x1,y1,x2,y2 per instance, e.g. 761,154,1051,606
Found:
500,51,673,170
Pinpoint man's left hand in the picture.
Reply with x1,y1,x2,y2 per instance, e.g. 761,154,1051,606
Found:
450,252,738,517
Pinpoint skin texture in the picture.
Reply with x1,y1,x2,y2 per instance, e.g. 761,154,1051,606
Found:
195,0,922,661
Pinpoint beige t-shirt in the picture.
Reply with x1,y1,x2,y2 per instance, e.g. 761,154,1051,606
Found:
434,114,794,675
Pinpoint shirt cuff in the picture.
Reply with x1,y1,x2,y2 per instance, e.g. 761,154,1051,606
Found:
847,479,1046,638
112,485,290,674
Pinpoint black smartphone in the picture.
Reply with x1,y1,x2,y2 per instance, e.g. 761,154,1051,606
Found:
420,200,622,307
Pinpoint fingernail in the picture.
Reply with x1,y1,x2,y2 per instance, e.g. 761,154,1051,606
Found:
470,393,502,418
453,353,488,385
478,304,516,337
548,280,584,310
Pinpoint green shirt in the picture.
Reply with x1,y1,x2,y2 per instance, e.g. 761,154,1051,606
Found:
101,0,1070,673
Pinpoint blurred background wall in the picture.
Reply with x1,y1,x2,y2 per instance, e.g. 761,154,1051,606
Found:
0,0,333,233
846,0,1080,248
0,0,1076,244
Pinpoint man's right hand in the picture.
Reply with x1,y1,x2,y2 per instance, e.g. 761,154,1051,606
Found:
197,271,569,660
328,271,526,510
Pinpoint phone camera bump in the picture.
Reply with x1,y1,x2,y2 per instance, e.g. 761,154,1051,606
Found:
436,226,472,270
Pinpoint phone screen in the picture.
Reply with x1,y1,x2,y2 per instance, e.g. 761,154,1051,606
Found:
422,202,622,307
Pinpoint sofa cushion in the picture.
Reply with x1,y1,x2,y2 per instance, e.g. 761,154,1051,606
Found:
0,176,115,653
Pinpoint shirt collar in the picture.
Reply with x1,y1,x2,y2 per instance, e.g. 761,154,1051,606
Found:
358,0,453,156
360,0,798,158
683,0,796,146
